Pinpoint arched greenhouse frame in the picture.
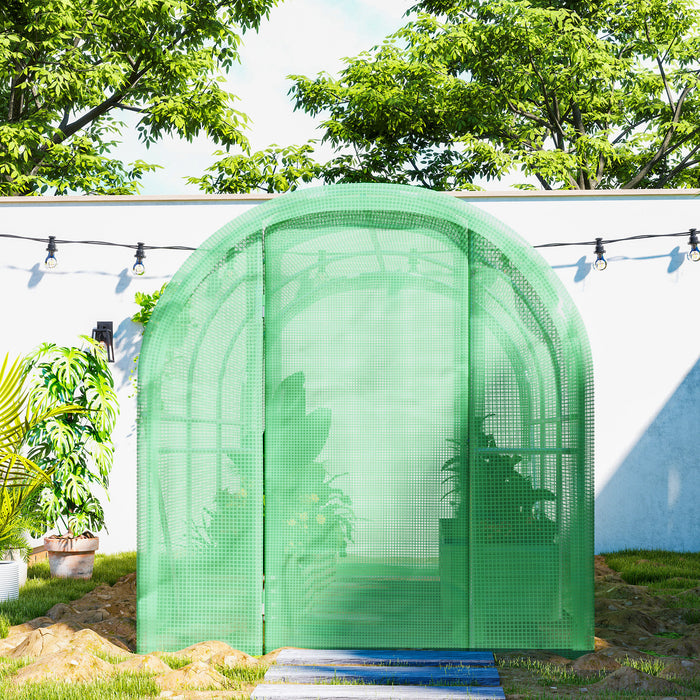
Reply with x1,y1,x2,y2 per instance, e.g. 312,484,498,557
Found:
137,184,594,654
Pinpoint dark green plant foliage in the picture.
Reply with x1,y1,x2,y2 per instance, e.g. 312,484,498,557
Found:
266,372,355,566
0,0,278,195
443,414,556,543
206,0,700,192
23,339,119,536
191,482,253,566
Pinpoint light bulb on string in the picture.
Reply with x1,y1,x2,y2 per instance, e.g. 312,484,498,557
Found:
132,242,146,275
687,229,700,262
593,237,607,271
44,236,58,269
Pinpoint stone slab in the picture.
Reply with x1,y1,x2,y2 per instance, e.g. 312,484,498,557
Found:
274,650,495,668
252,683,505,699
264,665,500,686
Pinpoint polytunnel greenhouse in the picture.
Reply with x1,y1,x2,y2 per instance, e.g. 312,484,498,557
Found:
137,184,594,654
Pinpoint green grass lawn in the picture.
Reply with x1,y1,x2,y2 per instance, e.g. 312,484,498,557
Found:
0,551,137,628
0,671,160,700
602,549,700,591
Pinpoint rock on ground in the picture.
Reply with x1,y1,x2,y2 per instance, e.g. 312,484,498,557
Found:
12,649,114,685
8,622,85,658
8,624,130,659
570,652,622,673
155,660,230,692
588,665,691,695
117,652,171,674
161,639,257,666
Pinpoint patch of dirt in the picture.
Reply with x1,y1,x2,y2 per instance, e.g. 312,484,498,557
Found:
0,574,267,695
498,555,700,698
0,555,698,698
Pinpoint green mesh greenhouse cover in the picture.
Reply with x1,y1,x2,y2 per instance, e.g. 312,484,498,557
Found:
137,184,593,655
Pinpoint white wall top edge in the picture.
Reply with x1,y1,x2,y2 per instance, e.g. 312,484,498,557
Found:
1,188,700,204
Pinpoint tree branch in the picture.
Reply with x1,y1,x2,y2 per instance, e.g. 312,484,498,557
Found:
592,153,606,189
8,72,25,122
655,144,700,187
502,96,552,130
408,153,431,188
114,102,147,114
526,48,566,147
58,108,70,131
622,84,692,188
570,103,591,188
53,62,150,143
645,18,676,111
535,173,552,190
612,117,651,145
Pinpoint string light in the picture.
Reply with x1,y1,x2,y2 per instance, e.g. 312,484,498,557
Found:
593,238,607,271
44,236,57,269
133,242,146,276
688,229,700,262
0,227,697,272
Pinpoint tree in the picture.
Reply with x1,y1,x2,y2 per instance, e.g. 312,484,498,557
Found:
0,0,278,195
203,0,700,191
191,143,322,193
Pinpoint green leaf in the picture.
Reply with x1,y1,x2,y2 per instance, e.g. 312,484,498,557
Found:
20,342,119,534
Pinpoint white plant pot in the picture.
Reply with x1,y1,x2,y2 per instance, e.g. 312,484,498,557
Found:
3,550,27,588
0,561,19,602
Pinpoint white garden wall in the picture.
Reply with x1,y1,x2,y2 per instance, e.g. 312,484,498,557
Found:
1,190,698,554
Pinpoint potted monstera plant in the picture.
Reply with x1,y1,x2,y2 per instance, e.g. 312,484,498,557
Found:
0,354,80,595
23,339,119,579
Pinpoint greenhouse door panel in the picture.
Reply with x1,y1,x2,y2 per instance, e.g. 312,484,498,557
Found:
263,217,471,650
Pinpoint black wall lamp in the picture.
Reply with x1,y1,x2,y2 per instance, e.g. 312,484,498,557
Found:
91,321,115,362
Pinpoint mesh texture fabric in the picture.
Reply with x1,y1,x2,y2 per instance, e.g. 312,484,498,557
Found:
137,184,594,654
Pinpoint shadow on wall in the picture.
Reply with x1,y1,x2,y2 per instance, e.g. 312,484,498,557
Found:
114,315,142,392
595,355,700,552
552,247,687,283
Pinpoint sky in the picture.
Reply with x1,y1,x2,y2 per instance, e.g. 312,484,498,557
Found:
119,0,416,195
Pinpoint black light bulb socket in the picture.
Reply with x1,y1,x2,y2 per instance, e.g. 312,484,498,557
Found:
133,242,146,275
45,235,57,258
44,235,58,267
594,237,606,257
689,228,699,249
